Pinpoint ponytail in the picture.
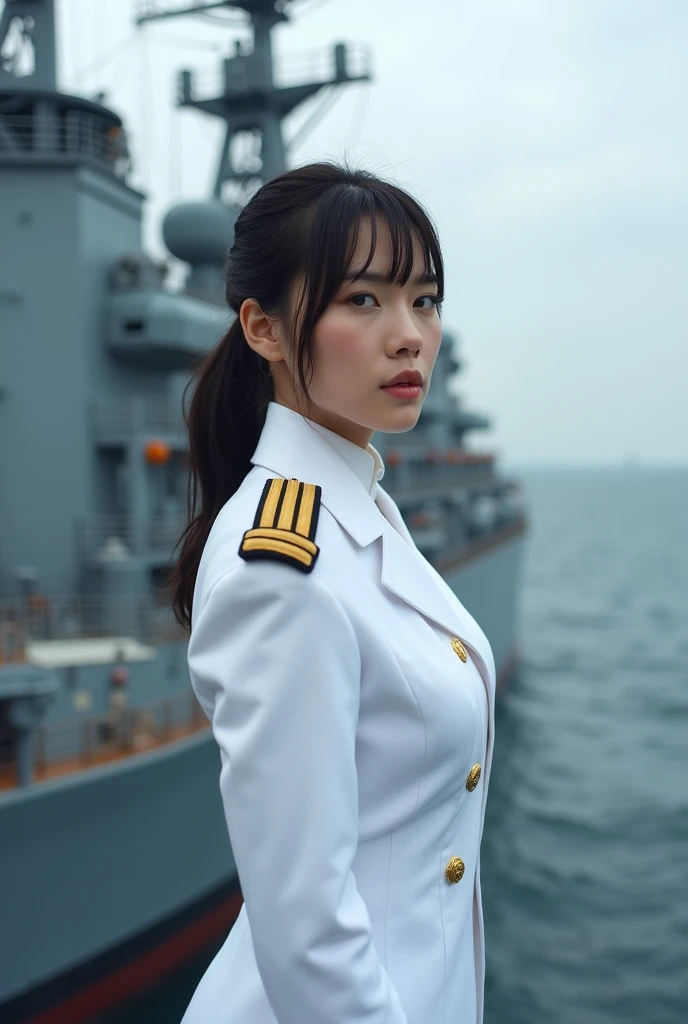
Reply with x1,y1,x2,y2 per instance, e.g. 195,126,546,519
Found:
169,318,272,630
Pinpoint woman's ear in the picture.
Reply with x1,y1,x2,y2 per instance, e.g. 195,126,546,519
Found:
240,298,285,363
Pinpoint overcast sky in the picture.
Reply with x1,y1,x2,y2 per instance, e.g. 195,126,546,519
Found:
53,0,687,467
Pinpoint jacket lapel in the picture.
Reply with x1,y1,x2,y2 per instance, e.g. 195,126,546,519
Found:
375,483,496,836
375,486,495,691
250,405,496,697
375,484,497,832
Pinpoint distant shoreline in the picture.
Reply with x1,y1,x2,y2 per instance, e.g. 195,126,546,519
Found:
501,462,688,472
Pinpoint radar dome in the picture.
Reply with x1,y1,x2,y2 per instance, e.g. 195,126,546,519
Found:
162,201,237,265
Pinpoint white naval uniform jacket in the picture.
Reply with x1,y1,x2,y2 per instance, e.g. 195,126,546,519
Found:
181,401,496,1024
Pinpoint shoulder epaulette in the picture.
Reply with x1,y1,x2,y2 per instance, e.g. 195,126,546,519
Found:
238,477,322,574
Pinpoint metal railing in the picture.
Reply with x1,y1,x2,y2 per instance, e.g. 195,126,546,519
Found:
76,513,187,560
91,396,186,437
0,593,186,660
0,113,130,178
181,42,372,102
383,449,495,468
32,690,208,778
388,466,498,501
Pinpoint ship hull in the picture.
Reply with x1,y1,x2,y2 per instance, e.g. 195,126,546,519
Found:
0,729,237,1021
438,521,527,693
0,877,242,1024
0,529,526,1023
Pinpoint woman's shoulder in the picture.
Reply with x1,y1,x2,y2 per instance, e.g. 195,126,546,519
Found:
193,466,349,617
194,466,269,600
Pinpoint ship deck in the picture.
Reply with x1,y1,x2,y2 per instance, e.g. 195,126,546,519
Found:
0,698,210,792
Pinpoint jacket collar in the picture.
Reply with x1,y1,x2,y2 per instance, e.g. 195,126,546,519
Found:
250,402,496,695
304,411,386,497
251,402,387,547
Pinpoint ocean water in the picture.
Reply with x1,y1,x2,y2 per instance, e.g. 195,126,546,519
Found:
483,467,688,1024
101,467,688,1024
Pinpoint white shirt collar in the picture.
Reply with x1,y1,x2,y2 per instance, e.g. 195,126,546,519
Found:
264,401,385,497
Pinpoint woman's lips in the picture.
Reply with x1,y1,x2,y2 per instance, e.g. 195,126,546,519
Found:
380,383,422,399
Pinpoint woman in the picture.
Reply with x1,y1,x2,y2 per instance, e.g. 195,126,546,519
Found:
172,162,496,1024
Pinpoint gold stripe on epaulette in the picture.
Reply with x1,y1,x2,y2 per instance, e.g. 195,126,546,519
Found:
238,477,322,573
242,527,318,555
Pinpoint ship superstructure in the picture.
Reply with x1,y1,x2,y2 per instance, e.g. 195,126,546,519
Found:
0,2,528,1020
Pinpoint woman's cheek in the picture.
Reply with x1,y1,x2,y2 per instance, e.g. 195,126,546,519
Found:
317,312,369,367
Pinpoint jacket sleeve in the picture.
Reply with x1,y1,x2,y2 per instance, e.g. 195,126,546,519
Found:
187,560,409,1024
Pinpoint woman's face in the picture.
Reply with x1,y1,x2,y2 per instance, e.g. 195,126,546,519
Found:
275,216,443,448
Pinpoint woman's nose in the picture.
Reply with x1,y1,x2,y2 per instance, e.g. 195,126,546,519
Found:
391,313,423,351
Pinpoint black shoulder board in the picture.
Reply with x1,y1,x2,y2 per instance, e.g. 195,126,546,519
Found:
238,477,322,574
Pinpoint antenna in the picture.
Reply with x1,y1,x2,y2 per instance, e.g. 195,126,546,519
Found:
134,0,371,204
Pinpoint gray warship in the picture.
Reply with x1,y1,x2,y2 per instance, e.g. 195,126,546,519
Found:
0,1,529,1020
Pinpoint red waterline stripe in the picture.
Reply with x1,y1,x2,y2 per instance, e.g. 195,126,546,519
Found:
22,890,244,1024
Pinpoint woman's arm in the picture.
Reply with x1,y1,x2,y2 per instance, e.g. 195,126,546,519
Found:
188,560,409,1024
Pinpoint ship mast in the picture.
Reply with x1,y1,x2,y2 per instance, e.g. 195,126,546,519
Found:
0,0,57,90
135,0,371,202
0,0,132,180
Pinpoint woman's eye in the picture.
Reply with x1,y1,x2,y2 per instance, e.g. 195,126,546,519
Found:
348,292,440,310
416,294,440,310
349,292,377,308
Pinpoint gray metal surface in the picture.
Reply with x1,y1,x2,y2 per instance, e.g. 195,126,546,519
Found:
0,0,529,1014
0,724,232,1005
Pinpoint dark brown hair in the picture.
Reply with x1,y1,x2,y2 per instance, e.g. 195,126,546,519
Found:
169,160,444,631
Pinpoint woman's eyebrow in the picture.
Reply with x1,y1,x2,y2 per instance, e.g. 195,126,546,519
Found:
343,270,438,285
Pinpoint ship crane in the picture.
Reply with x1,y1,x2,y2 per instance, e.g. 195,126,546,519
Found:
135,0,372,202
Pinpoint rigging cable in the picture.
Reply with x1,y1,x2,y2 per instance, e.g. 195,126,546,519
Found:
286,83,340,152
292,0,332,16
345,79,371,140
71,30,138,86
147,31,225,50
135,28,153,192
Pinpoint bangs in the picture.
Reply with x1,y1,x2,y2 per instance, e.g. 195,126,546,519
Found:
290,180,444,339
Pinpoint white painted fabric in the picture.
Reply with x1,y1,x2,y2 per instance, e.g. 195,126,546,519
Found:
304,412,386,496
181,401,496,1024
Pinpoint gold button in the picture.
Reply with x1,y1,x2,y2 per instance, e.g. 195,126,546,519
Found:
466,763,482,791
451,637,467,662
445,856,465,884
